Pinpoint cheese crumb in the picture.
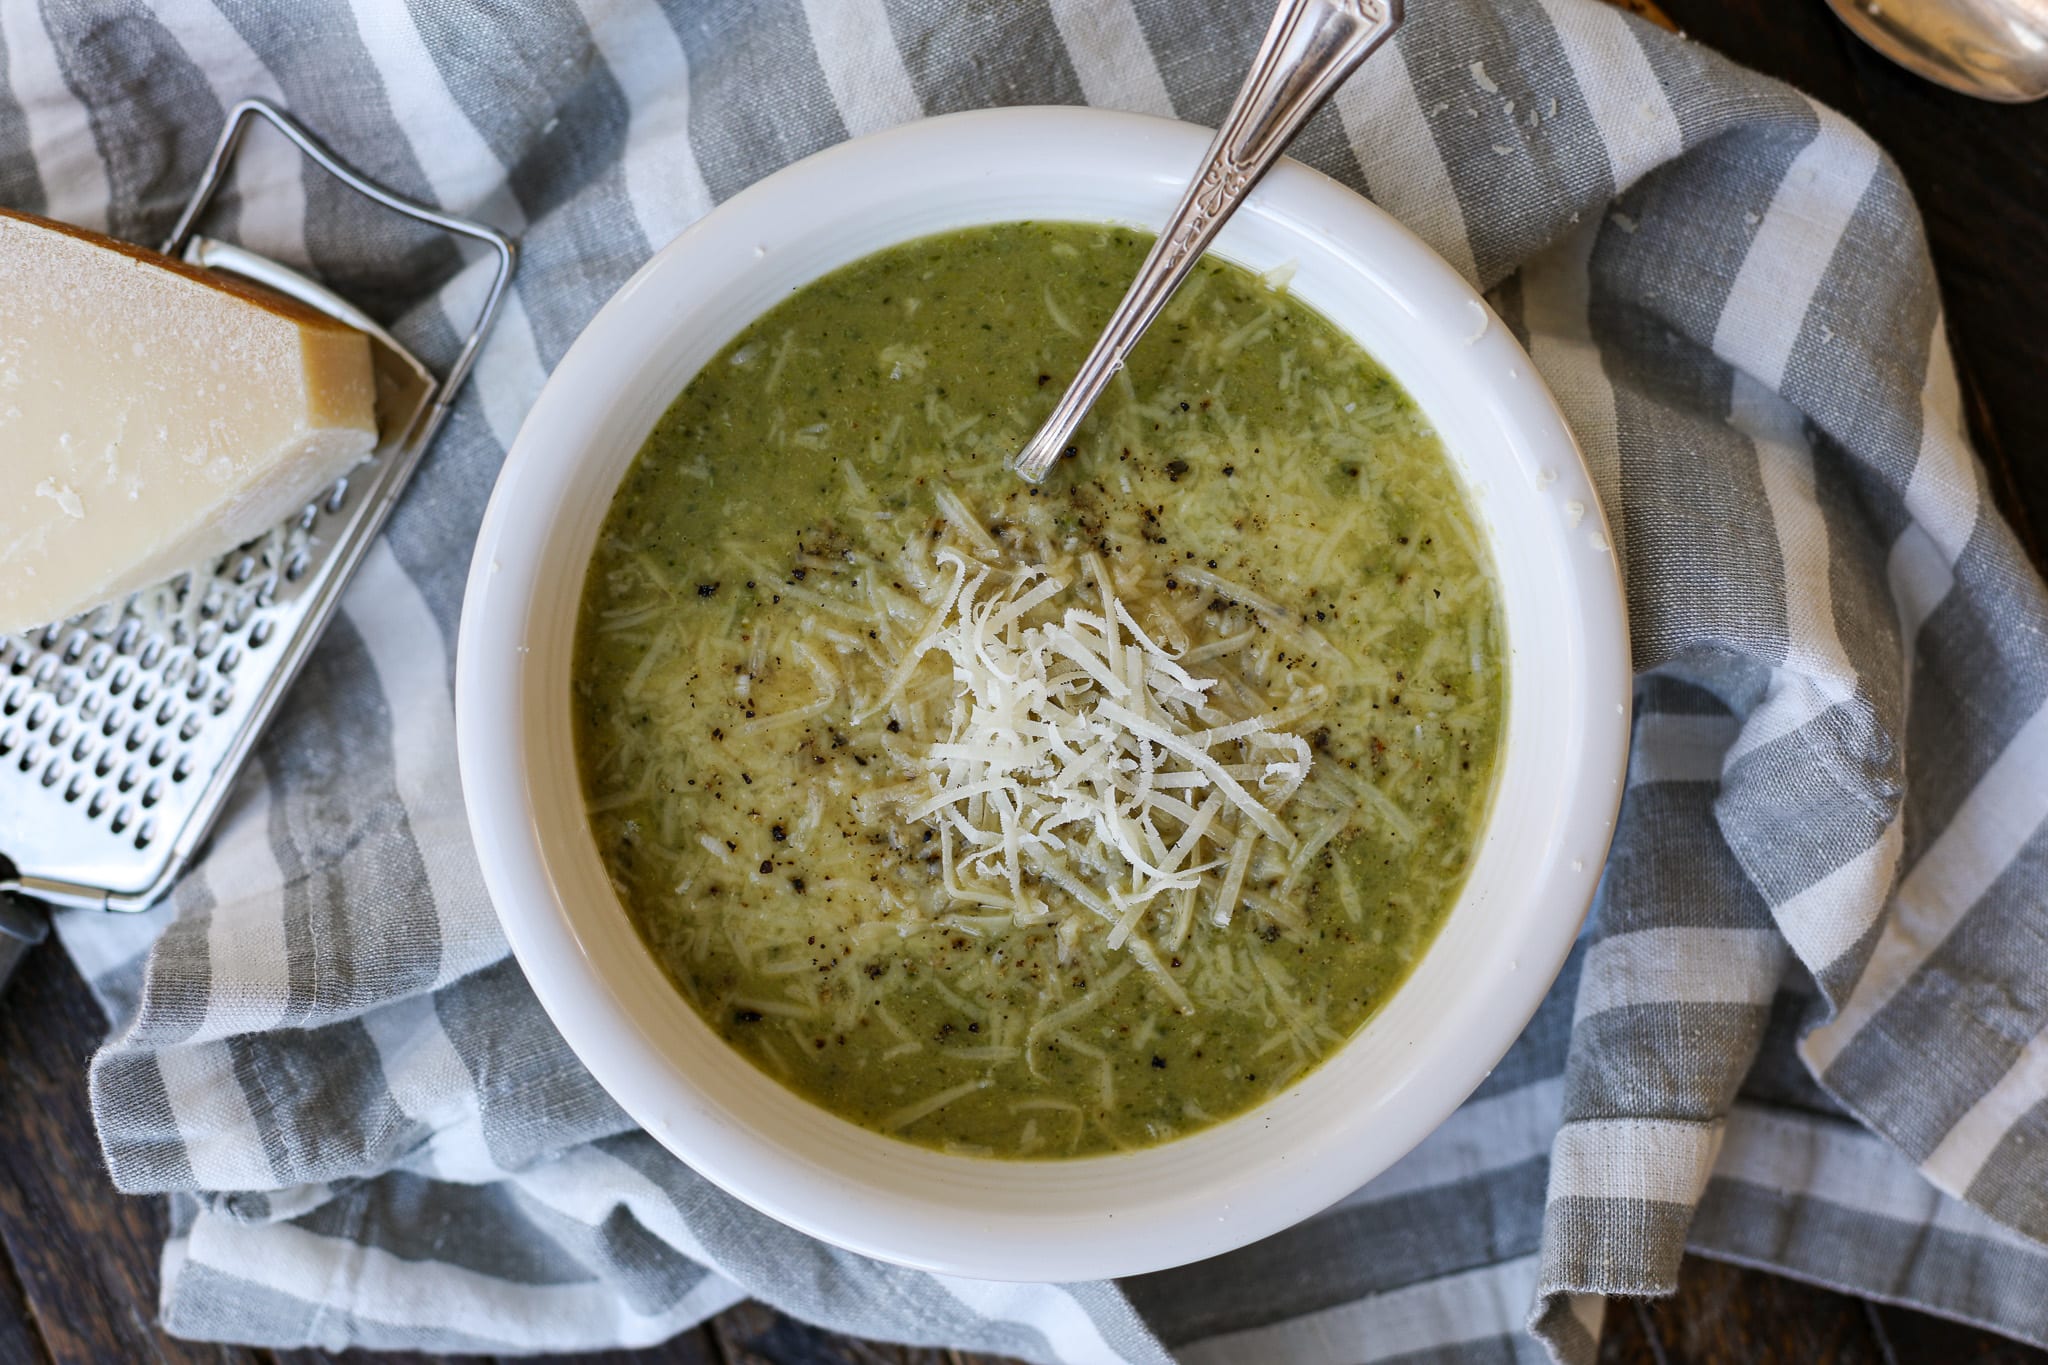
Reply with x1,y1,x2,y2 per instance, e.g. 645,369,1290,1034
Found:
34,476,82,518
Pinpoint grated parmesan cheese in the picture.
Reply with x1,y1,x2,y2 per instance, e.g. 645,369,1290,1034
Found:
886,529,1314,975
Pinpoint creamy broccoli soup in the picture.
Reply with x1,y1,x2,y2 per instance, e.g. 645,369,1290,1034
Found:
573,222,1503,1158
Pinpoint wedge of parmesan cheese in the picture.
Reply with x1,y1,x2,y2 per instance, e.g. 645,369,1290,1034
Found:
0,207,379,634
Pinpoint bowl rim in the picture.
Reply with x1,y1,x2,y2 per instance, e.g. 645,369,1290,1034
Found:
457,104,1630,1281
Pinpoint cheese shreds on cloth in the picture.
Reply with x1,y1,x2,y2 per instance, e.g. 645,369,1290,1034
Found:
17,0,2047,1360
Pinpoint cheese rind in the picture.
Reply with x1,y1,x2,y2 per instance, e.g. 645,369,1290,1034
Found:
0,207,379,634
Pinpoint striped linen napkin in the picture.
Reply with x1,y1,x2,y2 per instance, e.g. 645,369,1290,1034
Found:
21,0,2045,1359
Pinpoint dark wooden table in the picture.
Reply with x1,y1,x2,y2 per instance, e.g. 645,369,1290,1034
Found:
4,2,2045,1362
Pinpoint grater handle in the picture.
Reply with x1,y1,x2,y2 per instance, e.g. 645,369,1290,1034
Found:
121,99,522,912
163,96,517,411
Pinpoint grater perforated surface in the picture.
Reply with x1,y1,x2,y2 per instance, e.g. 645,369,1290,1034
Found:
2,399,395,904
4,502,316,881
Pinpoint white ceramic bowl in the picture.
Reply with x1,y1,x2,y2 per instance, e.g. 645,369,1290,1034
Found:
457,107,1629,1282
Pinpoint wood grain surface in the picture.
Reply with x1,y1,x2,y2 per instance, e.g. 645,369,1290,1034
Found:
3,0,2045,1362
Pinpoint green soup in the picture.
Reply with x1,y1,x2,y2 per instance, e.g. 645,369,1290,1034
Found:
573,222,1504,1158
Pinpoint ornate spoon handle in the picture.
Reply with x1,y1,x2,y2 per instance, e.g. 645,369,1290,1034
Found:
1012,0,1401,483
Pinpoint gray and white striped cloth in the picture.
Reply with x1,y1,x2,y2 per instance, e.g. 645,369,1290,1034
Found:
14,0,2044,1359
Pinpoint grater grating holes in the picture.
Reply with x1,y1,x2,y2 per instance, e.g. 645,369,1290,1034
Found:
4,553,246,856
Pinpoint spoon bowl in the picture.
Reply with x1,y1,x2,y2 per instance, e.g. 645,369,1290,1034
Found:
1825,0,2048,103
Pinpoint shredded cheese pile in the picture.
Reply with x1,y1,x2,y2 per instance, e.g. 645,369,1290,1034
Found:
873,523,1319,998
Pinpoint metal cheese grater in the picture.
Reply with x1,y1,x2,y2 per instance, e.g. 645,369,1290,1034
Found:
0,98,516,979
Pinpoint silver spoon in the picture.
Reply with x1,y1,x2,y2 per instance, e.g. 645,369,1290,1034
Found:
1824,0,2048,103
1011,0,1402,483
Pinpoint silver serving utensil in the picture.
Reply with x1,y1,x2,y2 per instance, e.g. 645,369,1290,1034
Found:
1011,0,1401,483
1824,0,2048,103
0,99,514,985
